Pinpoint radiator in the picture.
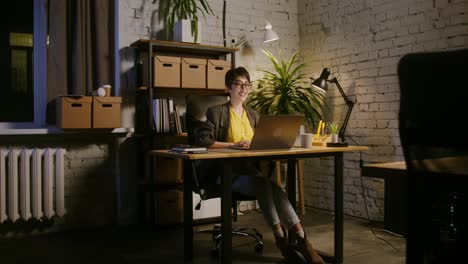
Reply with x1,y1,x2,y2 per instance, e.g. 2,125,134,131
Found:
0,148,66,223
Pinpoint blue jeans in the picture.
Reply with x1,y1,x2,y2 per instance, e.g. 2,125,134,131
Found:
231,174,300,229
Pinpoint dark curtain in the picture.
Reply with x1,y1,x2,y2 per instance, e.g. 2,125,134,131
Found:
47,0,114,102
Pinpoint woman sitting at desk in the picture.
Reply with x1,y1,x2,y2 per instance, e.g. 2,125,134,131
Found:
195,67,325,264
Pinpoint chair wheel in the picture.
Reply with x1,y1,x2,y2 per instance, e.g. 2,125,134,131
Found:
254,243,264,253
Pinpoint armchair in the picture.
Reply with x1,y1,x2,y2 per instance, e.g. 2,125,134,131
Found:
398,49,468,264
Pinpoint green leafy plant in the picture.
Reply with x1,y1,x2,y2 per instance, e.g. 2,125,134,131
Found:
328,122,339,134
154,0,214,42
247,50,326,131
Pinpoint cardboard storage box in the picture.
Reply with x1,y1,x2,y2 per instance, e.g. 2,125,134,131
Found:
156,190,183,224
181,58,207,89
92,96,122,128
57,96,92,129
153,55,181,88
153,156,183,184
207,59,231,89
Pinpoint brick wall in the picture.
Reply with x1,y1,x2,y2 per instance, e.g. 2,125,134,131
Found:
298,0,468,220
119,0,301,111
0,135,123,235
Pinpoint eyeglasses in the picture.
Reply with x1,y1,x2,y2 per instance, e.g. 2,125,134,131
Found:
231,81,253,90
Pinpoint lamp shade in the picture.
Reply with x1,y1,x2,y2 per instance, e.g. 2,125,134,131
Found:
264,20,279,43
311,68,331,92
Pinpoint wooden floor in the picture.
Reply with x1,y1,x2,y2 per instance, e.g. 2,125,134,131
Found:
0,208,405,264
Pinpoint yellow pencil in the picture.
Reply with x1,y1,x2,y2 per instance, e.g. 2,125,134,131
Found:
316,120,322,136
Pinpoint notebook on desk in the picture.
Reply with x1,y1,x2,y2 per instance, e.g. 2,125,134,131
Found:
230,115,304,150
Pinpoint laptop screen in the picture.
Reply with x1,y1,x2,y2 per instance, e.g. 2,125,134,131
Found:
232,115,304,150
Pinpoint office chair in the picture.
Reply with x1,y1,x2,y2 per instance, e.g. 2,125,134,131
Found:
398,49,468,264
185,94,265,256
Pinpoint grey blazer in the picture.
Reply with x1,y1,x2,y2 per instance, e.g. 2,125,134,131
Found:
195,102,260,147
193,102,261,194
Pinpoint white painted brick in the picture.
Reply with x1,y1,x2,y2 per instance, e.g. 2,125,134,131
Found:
378,49,389,57
359,68,378,77
375,111,397,120
369,103,379,111
444,25,468,38
376,84,399,94
356,112,374,120
356,94,375,103
402,13,425,26
375,56,399,67
449,13,468,25
448,35,468,47
374,39,393,50
395,26,409,37
378,65,398,76
373,145,395,155
356,60,377,70
367,119,378,128
378,19,401,31
409,24,419,34
377,120,390,128
376,75,398,85
374,11,386,22
375,92,399,102
394,34,415,46
441,2,468,17
389,45,412,56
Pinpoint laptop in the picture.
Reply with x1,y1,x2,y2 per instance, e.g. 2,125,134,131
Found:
231,115,304,150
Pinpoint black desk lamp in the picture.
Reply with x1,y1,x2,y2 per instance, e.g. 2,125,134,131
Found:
311,68,354,147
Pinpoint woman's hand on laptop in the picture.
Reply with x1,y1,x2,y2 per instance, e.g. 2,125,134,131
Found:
231,140,251,149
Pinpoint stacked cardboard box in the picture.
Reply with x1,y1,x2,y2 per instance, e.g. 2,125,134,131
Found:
151,55,231,89
56,96,121,129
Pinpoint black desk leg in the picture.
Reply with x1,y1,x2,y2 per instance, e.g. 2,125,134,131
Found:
183,160,194,262
287,158,297,210
287,158,297,244
221,160,233,263
334,153,344,264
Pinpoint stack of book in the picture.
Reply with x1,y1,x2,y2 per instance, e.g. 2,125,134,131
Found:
170,144,207,153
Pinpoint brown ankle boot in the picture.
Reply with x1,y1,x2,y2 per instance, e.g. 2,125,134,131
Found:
293,233,325,264
274,225,290,259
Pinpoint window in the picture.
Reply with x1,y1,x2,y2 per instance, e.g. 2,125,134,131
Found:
0,0,47,129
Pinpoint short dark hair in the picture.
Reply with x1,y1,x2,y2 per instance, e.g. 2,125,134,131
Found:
225,67,250,88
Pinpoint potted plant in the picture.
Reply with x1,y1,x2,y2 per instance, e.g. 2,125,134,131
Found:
248,50,326,132
154,0,214,43
328,122,339,143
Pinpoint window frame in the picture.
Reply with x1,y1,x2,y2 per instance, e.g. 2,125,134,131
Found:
0,0,47,130
0,0,120,133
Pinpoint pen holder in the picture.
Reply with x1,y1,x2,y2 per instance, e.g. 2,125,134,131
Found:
312,134,331,147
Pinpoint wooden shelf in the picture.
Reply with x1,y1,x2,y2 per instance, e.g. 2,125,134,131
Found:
137,86,228,96
131,39,238,57
133,39,237,226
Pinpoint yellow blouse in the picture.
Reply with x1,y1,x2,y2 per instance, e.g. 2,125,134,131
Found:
227,106,254,143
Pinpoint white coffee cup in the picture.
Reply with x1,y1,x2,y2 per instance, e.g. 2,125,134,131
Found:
300,133,314,148
92,87,106,97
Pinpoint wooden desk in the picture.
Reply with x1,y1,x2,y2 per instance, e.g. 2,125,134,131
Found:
361,161,407,235
149,146,368,264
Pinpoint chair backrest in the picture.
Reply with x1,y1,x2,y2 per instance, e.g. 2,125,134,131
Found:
185,94,228,198
185,94,228,145
398,49,468,263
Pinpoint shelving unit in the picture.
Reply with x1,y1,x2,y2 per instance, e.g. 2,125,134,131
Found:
131,39,237,225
